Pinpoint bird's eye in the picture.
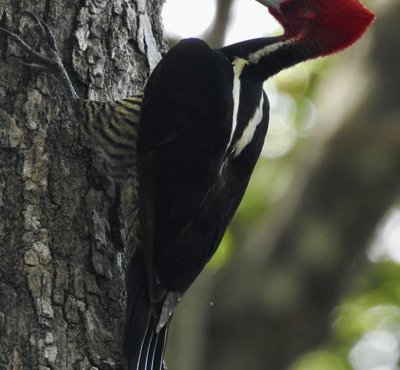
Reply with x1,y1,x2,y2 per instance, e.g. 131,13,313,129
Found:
300,7,316,20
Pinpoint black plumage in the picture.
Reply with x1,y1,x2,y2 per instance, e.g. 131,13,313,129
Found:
124,38,269,369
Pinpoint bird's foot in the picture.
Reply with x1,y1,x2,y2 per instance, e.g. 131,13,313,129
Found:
0,11,78,98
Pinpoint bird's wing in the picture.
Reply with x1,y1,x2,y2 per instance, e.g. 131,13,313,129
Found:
138,38,234,300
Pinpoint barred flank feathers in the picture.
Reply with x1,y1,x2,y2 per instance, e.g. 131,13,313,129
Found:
68,93,143,180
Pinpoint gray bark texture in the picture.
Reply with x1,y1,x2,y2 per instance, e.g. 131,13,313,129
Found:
0,1,164,369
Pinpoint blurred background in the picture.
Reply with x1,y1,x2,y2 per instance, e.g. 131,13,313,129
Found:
161,1,400,369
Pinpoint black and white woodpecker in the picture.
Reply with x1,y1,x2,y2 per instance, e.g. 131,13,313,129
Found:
0,1,374,369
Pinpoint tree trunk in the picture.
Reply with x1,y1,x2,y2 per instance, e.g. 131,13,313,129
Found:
0,1,164,368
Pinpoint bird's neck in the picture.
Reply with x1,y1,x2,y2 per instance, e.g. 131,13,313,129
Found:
220,35,326,81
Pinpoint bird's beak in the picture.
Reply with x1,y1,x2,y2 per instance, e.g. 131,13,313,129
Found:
255,0,282,12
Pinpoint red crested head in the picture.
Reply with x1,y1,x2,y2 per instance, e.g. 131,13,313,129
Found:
256,0,375,57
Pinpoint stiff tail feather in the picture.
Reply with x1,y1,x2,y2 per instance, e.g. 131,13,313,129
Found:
124,251,169,370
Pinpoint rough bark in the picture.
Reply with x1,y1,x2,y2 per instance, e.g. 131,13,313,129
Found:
206,2,400,370
0,1,164,369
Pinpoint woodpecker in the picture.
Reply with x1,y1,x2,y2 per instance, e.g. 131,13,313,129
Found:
0,1,375,369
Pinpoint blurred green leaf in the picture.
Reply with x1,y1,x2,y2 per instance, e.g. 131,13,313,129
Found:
207,229,235,270
290,351,347,370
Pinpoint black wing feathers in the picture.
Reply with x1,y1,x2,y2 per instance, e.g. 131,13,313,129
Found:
138,39,234,291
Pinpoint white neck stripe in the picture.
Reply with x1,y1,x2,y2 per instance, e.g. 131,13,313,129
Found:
228,58,249,150
233,93,265,156
248,40,286,64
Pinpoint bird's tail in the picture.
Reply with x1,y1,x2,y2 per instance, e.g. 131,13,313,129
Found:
124,251,169,370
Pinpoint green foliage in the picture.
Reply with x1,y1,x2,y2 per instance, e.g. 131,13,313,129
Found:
290,260,400,369
334,260,400,343
207,229,235,271
225,55,400,368
290,351,348,370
